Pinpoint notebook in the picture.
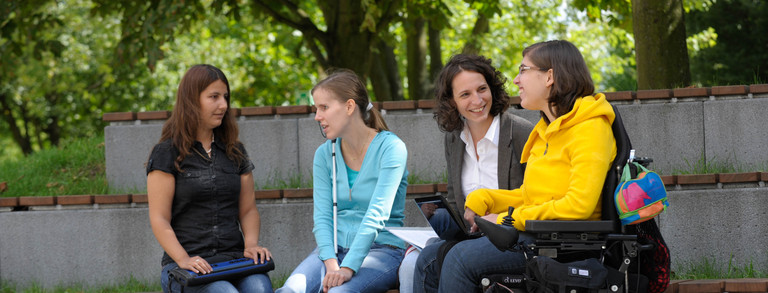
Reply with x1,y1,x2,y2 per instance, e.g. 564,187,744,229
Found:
414,195,482,241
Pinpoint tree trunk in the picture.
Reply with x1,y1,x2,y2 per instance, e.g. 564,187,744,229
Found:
370,40,403,101
318,0,375,80
370,49,392,101
632,0,691,90
44,115,61,147
44,91,61,147
0,93,33,155
428,23,443,83
406,14,428,100
462,13,490,55
255,0,403,99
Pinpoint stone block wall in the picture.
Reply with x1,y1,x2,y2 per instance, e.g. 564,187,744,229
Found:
104,87,768,192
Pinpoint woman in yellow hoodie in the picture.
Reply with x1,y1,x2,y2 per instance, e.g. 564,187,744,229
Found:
426,40,617,292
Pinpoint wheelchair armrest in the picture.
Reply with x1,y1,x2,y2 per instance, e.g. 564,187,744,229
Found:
525,220,615,233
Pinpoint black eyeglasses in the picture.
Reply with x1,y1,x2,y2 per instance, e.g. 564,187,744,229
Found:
518,65,548,75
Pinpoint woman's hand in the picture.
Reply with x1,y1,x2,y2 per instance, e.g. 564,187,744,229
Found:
420,202,438,218
180,255,211,275
244,245,272,264
464,208,479,231
479,213,500,227
322,267,354,292
465,208,498,233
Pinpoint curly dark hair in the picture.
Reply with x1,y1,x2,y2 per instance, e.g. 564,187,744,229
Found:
433,54,510,132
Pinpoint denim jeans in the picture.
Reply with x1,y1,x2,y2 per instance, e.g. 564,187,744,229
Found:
276,244,404,293
413,233,534,293
428,208,463,240
161,262,272,293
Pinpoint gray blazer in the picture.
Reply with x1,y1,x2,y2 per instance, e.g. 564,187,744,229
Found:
444,111,534,216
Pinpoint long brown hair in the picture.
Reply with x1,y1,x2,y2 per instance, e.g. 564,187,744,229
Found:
312,69,389,132
433,54,510,132
159,64,245,171
522,40,595,122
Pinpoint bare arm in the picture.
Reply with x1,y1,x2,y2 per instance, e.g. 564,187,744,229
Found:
147,170,211,274
238,172,272,264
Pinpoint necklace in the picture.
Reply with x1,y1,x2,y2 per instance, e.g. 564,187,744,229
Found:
347,131,376,161
192,147,211,161
205,135,215,154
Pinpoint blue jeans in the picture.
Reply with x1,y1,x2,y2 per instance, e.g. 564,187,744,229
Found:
276,244,404,293
428,208,462,240
413,233,534,293
161,262,273,293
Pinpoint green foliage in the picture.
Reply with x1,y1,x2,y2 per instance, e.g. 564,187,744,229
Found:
571,0,633,32
254,171,312,190
407,173,432,185
477,0,638,93
1,0,161,155
674,256,768,280
673,154,739,175
0,275,160,293
3,0,766,157
270,273,290,289
406,169,448,185
0,133,23,159
153,4,318,108
0,135,108,197
684,0,717,12
686,0,768,86
687,27,718,57
406,0,453,30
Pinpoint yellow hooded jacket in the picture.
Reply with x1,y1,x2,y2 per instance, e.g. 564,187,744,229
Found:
465,94,617,231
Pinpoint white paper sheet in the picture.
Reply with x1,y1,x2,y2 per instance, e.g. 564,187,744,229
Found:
384,227,438,250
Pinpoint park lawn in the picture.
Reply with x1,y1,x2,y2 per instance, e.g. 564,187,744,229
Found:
0,135,110,197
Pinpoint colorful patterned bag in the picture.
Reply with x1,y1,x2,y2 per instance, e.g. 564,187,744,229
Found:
614,161,669,225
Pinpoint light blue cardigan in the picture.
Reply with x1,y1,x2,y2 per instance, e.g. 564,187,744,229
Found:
312,130,408,272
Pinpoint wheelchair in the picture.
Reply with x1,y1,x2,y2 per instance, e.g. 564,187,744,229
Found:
474,105,670,293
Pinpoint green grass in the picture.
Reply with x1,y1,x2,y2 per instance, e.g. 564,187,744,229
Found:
674,256,768,280
254,172,312,190
672,154,768,175
671,154,742,175
0,276,160,293
0,135,315,196
0,135,110,197
667,153,768,176
407,169,447,185
0,274,287,293
271,273,289,290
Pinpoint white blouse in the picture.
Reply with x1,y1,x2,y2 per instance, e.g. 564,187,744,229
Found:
459,115,500,198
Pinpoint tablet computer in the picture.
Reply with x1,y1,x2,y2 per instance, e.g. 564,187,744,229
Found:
414,195,482,241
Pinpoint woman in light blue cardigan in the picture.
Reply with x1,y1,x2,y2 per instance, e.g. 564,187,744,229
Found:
277,69,408,293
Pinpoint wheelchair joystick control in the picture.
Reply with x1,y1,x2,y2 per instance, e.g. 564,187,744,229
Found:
475,206,519,251
501,206,515,227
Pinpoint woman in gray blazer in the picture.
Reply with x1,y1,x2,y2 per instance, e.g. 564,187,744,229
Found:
441,108,533,215
400,54,534,293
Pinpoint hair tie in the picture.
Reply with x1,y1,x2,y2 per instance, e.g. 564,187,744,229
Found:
366,102,374,112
